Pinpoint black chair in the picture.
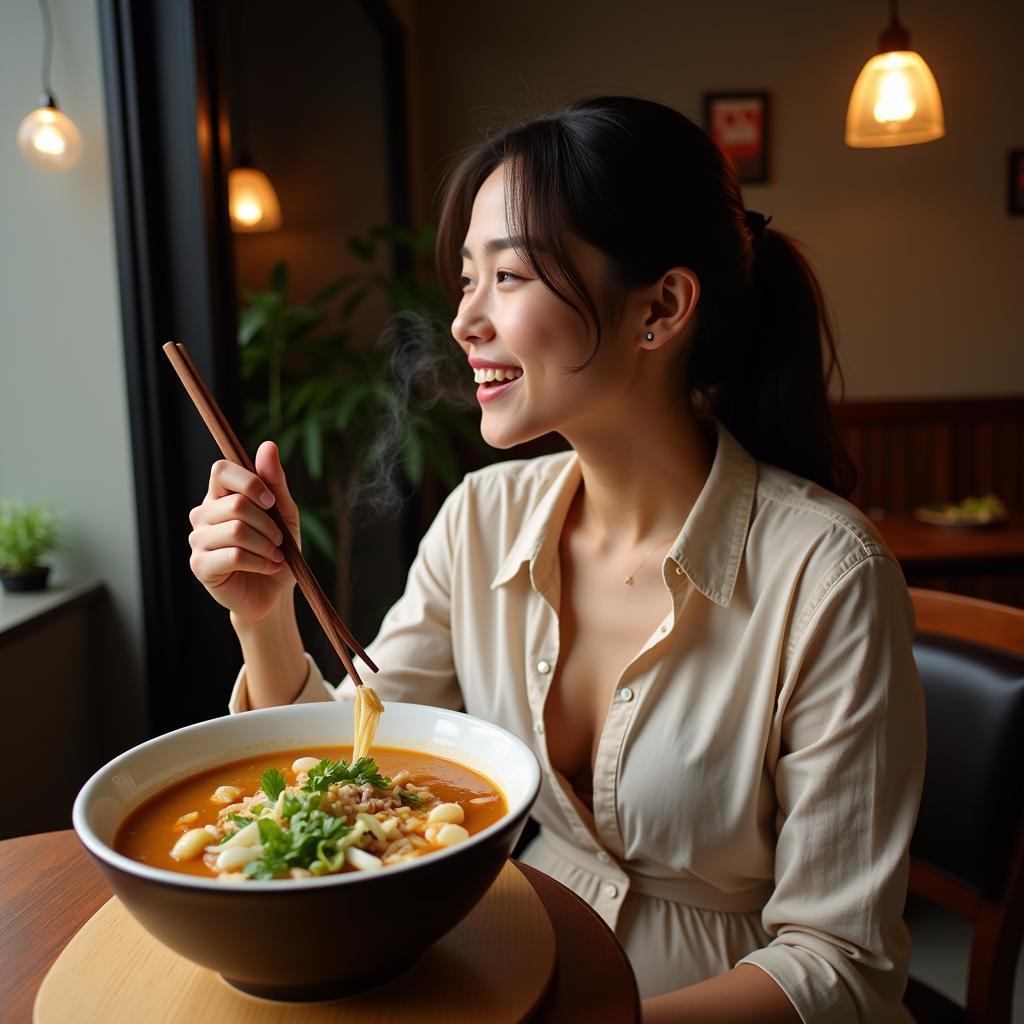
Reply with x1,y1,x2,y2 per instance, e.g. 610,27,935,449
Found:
903,588,1024,1024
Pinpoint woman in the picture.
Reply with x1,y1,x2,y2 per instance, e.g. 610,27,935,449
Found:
187,96,925,1022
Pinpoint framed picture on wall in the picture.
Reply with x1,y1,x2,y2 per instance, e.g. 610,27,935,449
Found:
1010,150,1024,215
703,91,770,184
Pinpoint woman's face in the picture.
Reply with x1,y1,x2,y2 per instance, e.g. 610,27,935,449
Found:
451,162,638,450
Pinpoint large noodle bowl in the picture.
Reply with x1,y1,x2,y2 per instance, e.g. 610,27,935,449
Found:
116,745,508,881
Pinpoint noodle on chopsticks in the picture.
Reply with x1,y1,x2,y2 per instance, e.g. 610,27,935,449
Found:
353,684,386,761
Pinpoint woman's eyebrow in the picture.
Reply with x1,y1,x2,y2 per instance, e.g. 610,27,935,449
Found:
459,235,542,259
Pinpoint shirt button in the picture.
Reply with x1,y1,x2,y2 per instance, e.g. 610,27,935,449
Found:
534,720,545,734
603,883,619,899
659,624,668,633
597,850,610,864
618,687,634,702
675,566,684,576
536,660,552,674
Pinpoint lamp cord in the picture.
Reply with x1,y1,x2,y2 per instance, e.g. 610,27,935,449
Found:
38,0,53,97
232,15,250,161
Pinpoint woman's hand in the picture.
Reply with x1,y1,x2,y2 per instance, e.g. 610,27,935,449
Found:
188,441,301,625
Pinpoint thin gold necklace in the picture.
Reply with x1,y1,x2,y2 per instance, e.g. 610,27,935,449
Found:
623,531,678,586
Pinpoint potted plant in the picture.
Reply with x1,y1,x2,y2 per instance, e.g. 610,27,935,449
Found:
0,499,62,593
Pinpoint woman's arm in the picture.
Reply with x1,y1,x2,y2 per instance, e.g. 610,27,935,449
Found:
642,964,800,1023
732,552,925,1021
230,601,307,708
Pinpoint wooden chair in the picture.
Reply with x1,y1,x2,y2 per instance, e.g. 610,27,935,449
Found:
903,588,1024,1024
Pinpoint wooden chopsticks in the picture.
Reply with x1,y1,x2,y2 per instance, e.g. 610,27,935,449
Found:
162,341,378,685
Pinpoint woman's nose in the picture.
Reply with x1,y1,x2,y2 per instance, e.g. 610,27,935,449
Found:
451,303,495,347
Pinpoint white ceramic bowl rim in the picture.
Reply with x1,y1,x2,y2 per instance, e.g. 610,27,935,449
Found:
73,702,541,893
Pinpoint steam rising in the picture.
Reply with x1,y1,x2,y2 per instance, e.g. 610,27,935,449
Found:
350,308,478,519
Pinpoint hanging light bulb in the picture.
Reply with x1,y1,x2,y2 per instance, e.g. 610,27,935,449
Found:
226,19,282,233
846,0,945,148
17,97,83,171
16,0,83,171
228,158,282,232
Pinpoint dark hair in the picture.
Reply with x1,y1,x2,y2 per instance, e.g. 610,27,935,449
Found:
435,95,856,497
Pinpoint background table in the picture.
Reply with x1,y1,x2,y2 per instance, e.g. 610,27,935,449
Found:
0,830,640,1023
871,513,1024,607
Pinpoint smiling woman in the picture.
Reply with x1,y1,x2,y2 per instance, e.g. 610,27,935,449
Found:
186,95,925,1024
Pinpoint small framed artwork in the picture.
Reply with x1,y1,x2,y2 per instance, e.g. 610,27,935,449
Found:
1010,150,1024,216
703,91,770,184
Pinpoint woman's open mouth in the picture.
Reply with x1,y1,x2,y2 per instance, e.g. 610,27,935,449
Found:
474,367,523,404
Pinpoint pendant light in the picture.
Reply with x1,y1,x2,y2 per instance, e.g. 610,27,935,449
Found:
229,160,283,232
16,0,83,171
227,20,281,232
845,0,945,149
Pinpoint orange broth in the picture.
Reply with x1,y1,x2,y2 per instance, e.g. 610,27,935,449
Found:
115,745,507,877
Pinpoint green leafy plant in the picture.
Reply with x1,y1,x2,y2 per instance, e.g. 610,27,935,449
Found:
238,223,484,621
0,500,62,573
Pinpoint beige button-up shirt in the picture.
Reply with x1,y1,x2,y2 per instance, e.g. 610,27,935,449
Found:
229,418,925,1022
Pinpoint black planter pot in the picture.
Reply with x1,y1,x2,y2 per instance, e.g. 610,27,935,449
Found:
0,566,50,593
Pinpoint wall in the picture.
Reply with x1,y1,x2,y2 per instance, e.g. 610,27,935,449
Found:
0,0,147,753
404,0,1024,399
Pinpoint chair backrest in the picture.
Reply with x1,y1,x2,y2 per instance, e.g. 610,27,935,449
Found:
907,587,1024,1023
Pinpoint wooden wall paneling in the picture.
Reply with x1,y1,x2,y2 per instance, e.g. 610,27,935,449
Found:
889,423,910,513
953,420,975,498
868,424,890,514
844,424,865,508
932,422,952,503
977,420,996,496
910,423,933,512
1002,421,1022,507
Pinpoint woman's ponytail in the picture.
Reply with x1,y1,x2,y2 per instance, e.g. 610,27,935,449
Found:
690,226,857,497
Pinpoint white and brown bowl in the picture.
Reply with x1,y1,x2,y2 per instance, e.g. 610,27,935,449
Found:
72,701,541,1001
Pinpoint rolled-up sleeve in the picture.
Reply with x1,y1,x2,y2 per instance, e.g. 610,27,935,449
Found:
736,553,926,1023
228,481,467,715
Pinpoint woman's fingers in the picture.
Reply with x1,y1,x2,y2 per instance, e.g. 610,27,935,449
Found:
190,493,283,546
206,459,276,508
190,519,284,564
254,442,301,540
190,544,285,586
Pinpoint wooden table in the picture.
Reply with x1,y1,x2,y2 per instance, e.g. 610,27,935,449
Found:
871,513,1024,606
872,513,1024,570
0,830,640,1024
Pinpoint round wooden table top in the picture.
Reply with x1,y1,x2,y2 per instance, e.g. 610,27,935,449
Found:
0,829,639,1024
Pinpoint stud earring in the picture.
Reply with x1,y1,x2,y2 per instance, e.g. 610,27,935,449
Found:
644,331,654,342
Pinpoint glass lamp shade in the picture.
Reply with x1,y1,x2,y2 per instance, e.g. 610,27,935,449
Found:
17,104,83,170
845,50,945,148
228,166,282,232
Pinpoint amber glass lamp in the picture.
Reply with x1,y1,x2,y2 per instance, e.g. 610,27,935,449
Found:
846,0,945,149
228,155,282,232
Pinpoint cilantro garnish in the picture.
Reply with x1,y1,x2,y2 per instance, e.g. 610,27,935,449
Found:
397,788,423,807
302,756,390,793
242,790,354,879
226,813,252,828
261,767,287,802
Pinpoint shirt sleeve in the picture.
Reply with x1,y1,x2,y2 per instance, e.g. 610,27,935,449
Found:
228,480,467,715
736,552,926,1023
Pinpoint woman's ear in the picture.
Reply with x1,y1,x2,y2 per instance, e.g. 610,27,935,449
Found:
641,267,700,350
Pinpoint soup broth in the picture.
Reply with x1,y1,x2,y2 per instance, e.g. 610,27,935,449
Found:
116,746,507,880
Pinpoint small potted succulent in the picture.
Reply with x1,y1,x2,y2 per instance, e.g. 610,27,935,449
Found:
0,499,62,593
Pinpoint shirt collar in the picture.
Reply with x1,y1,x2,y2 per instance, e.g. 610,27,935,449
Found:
489,417,758,608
